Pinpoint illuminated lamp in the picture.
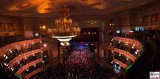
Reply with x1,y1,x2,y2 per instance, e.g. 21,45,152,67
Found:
43,44,47,47
47,1,80,46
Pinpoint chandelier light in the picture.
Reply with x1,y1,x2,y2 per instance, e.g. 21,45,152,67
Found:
47,1,81,46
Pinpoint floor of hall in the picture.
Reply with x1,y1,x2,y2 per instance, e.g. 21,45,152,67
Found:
31,46,113,79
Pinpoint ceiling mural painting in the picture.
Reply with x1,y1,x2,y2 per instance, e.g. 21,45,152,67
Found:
37,0,56,14
0,0,155,17
6,0,45,12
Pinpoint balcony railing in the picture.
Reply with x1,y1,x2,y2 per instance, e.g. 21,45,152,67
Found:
16,58,43,75
108,45,136,61
8,47,49,68
24,67,43,79
0,39,41,56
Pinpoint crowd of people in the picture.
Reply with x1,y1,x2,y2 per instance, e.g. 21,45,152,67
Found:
31,29,159,79
1,29,159,79
31,46,114,79
65,48,94,69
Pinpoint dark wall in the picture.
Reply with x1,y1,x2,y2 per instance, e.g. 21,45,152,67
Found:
71,28,99,42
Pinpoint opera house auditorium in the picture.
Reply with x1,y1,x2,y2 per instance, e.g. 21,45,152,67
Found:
0,0,160,79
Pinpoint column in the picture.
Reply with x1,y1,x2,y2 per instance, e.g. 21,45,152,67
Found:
59,46,63,64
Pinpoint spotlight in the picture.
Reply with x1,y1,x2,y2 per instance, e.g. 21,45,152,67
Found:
111,61,113,64
42,61,45,63
112,51,114,53
11,67,14,71
35,33,39,36
34,64,36,67
85,44,88,45
43,44,47,47
17,61,20,64
60,43,65,46
32,54,35,56
111,39,113,41
132,45,135,49
4,63,8,66
66,42,70,46
116,62,119,64
135,51,138,54
3,54,6,57
24,57,27,59
26,69,29,71
136,50,139,52
126,58,129,60
23,44,26,46
42,25,46,30
10,50,12,53
5,56,8,59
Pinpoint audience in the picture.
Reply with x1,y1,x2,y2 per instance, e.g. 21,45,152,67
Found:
31,47,114,79
0,29,159,79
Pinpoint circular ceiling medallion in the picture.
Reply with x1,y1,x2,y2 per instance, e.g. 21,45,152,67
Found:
16,2,32,9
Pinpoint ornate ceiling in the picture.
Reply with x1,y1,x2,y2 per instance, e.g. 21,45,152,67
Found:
0,0,155,17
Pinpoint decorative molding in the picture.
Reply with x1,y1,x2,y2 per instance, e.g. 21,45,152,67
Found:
113,37,143,51
16,58,42,75
16,2,32,9
24,67,43,79
108,45,136,61
113,58,127,68
0,39,41,56
8,47,49,68
0,0,153,17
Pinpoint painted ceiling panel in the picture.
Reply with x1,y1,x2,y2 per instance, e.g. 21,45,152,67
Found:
0,0,154,17
6,0,45,11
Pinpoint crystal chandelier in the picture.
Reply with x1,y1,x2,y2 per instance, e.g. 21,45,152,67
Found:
47,1,80,46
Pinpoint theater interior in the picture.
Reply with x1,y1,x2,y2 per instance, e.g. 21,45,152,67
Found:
0,0,160,79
